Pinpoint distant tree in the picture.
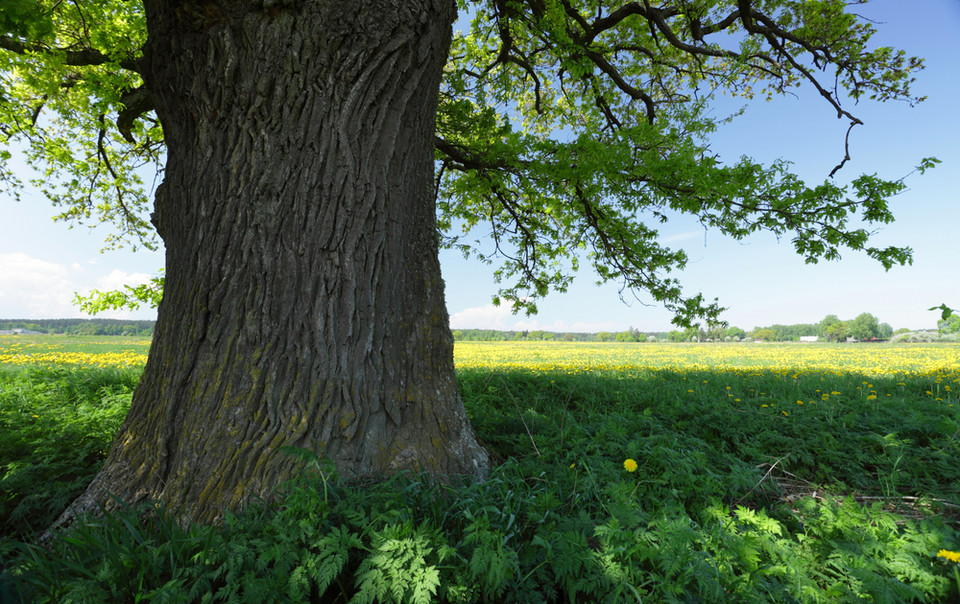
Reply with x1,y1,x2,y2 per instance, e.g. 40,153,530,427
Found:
819,315,847,342
615,330,637,342
666,330,686,343
724,326,746,341
877,322,894,340
751,328,777,342
939,315,960,335
698,322,724,341
849,312,880,340
825,322,849,342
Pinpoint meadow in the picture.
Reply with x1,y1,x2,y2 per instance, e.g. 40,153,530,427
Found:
1,335,959,602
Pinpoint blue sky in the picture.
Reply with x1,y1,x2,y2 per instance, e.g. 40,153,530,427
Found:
1,0,958,332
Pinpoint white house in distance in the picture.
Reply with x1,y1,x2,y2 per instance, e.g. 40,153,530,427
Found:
799,336,819,343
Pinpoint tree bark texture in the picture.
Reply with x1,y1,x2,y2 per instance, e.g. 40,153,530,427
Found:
58,0,488,525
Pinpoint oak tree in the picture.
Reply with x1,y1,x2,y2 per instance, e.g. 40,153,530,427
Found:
0,0,934,523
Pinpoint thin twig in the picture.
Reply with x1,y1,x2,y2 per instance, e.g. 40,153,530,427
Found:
732,454,787,508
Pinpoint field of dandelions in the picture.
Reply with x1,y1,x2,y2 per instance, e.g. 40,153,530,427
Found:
1,335,959,602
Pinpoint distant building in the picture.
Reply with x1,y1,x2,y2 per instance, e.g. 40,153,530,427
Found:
799,336,819,343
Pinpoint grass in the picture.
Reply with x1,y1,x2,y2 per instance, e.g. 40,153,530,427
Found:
1,337,959,602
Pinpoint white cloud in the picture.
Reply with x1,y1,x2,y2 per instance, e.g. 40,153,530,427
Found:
0,252,82,318
450,302,619,333
449,303,516,330
660,230,703,244
0,253,158,319
517,319,622,333
96,269,153,291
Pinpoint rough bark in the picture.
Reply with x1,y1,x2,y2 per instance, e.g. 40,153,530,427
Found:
55,0,488,526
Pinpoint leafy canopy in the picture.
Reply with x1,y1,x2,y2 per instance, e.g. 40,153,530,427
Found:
0,0,937,326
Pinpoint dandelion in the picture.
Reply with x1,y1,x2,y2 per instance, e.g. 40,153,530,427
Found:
867,394,877,401
623,459,638,473
781,410,789,417
938,549,960,563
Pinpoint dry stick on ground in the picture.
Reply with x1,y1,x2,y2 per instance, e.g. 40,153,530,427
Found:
732,454,789,509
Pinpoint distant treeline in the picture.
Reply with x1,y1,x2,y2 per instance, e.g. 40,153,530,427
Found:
0,319,155,336
452,329,671,342
454,313,905,343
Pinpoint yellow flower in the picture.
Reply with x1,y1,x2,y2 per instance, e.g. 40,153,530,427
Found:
623,459,638,473
937,549,960,563
867,394,877,401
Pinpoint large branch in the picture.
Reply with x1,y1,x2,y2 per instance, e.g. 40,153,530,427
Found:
0,35,141,72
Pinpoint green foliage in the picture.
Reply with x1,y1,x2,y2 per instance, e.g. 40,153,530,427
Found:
0,1,53,41
435,0,934,325
0,365,139,539
4,356,959,602
930,304,955,322
73,272,164,315
849,312,881,340
0,0,157,250
820,314,849,342
751,328,777,342
938,314,960,336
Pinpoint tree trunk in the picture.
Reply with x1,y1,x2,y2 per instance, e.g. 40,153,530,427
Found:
56,0,488,525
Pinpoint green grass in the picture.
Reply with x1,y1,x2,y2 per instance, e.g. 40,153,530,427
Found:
0,365,140,538
1,341,959,602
